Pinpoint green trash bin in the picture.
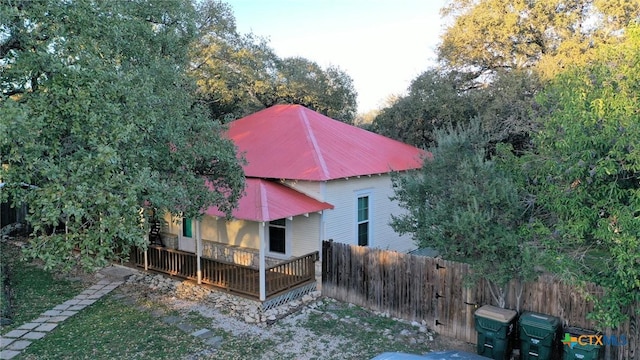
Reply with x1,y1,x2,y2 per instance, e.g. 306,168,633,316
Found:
562,327,601,360
474,305,517,360
519,311,562,360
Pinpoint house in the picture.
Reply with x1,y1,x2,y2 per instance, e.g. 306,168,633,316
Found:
135,104,426,306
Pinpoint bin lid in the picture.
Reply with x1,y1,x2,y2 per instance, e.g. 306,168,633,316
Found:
474,305,517,323
564,326,600,337
519,311,561,330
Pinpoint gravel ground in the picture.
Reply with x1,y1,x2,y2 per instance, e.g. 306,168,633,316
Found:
116,275,477,360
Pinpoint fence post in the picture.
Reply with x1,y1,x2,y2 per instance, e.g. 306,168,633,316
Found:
321,240,332,290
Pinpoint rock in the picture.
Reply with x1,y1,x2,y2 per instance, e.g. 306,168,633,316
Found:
419,326,428,333
400,329,411,337
244,314,256,323
205,336,223,347
411,321,420,328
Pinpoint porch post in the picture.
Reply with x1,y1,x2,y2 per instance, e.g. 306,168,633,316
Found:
144,233,149,271
142,210,148,271
196,219,202,284
259,222,266,301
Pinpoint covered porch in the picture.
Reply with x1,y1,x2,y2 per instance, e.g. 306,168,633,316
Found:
133,178,332,304
130,244,318,300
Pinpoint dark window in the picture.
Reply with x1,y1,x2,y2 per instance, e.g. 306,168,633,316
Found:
357,196,369,246
269,218,286,254
182,217,192,238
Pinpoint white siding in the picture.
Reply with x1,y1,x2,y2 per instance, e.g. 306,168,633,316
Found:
324,175,416,253
282,180,323,201
291,212,322,257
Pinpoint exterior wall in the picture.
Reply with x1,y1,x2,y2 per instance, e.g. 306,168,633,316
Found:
323,174,416,253
282,180,323,201
160,213,259,252
159,173,413,257
290,212,322,257
199,215,260,249
161,212,320,259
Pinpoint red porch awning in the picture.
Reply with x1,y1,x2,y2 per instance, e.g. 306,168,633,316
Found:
205,178,333,222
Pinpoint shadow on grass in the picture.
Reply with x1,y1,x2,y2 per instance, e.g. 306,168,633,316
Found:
0,242,85,334
19,295,210,360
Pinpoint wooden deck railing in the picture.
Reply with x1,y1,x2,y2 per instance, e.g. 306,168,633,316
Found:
132,246,318,299
266,252,318,295
200,257,260,297
143,246,198,279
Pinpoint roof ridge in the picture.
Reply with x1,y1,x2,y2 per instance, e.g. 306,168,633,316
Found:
298,107,330,180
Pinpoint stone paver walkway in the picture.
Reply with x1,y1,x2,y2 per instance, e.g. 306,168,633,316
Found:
0,266,131,360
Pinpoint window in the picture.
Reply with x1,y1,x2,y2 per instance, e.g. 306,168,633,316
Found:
357,195,369,246
268,218,286,254
182,217,192,238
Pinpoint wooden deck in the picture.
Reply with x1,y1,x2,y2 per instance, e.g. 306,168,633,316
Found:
131,246,318,300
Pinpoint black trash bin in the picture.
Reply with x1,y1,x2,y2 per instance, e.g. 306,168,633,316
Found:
474,305,517,360
519,311,562,360
562,327,601,360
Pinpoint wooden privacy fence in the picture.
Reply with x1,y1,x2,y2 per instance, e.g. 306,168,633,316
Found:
321,241,639,359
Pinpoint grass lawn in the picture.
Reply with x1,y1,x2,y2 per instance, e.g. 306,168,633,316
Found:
296,301,434,358
19,296,208,360
0,242,85,333
1,240,458,359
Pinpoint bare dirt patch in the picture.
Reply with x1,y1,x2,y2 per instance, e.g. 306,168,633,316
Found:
116,277,477,359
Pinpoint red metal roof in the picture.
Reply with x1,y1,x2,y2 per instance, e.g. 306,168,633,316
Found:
228,104,426,181
205,178,333,222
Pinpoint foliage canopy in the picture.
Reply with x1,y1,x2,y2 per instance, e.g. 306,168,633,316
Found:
439,0,640,79
189,1,358,123
0,0,245,270
391,123,536,308
523,24,640,327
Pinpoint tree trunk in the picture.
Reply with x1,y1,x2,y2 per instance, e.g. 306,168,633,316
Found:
488,281,507,308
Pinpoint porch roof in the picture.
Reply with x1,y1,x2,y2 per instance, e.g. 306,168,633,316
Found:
205,178,333,222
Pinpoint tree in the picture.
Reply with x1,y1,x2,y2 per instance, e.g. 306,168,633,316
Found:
274,57,358,124
189,1,358,123
439,0,640,80
473,69,543,152
523,25,640,328
0,0,244,270
189,0,280,121
371,69,477,147
391,122,536,308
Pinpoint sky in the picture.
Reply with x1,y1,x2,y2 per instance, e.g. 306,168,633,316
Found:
226,0,449,114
